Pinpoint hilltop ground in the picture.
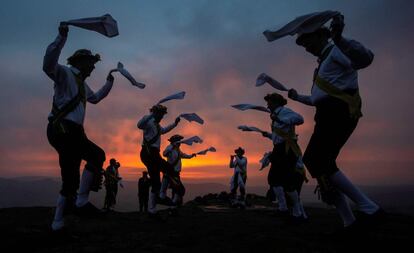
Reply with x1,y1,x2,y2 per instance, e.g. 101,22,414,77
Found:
1,193,412,253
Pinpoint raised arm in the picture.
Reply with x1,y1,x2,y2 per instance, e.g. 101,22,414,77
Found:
330,14,374,70
335,37,374,70
86,73,114,104
160,117,180,134
180,151,195,159
42,24,68,81
261,131,273,140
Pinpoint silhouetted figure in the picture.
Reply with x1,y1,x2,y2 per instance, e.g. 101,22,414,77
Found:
229,147,247,207
104,159,123,211
260,93,306,222
161,134,196,206
287,13,383,230
43,23,115,231
138,171,150,212
137,104,183,215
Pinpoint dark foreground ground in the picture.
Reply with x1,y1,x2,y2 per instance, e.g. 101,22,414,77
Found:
1,193,412,253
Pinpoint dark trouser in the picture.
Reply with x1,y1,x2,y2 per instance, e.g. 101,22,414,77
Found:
104,184,118,208
292,172,305,194
140,146,184,195
303,97,359,178
139,194,149,212
231,172,247,197
47,120,106,198
267,142,298,192
171,172,186,197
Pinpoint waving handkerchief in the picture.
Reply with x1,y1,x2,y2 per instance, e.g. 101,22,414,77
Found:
256,73,288,91
180,113,204,125
157,91,186,104
64,14,119,37
231,104,270,113
111,62,145,89
197,147,216,155
237,125,266,133
263,11,339,42
259,152,273,171
179,136,203,146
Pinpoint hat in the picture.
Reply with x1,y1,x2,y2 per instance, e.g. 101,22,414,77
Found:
234,147,245,155
263,10,339,42
67,49,101,65
264,93,287,106
168,134,184,143
295,27,331,46
150,104,168,115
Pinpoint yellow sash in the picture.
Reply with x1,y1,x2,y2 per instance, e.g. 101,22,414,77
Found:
315,75,362,120
272,127,302,158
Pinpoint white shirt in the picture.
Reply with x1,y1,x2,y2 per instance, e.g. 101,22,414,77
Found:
310,44,358,104
163,144,193,172
43,35,114,126
137,114,178,149
267,106,304,145
230,156,247,175
296,38,374,106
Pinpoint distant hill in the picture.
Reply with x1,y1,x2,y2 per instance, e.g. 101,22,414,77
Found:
1,177,413,215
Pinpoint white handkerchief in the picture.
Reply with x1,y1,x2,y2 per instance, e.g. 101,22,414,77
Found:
180,113,204,125
179,136,203,146
263,10,339,42
197,147,216,155
158,91,186,104
115,62,145,89
255,73,267,86
64,14,119,38
259,152,273,170
237,125,265,133
232,104,270,113
255,74,288,91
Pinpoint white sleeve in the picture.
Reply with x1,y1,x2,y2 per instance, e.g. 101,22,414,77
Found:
42,34,67,82
137,114,152,129
86,80,114,104
336,37,374,70
180,151,193,159
160,121,178,134
278,108,304,126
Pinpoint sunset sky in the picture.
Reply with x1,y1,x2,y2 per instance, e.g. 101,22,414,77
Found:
0,0,413,186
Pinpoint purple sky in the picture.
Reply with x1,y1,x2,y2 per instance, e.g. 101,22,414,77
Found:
0,0,413,186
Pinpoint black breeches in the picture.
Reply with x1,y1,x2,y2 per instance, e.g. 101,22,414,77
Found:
140,146,176,193
267,143,298,192
47,120,106,198
303,97,358,178
139,194,148,212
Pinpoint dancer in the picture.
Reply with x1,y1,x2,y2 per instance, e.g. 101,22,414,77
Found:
263,11,382,230
263,93,306,222
43,23,116,231
137,104,183,215
138,171,151,212
229,147,248,207
161,134,197,206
